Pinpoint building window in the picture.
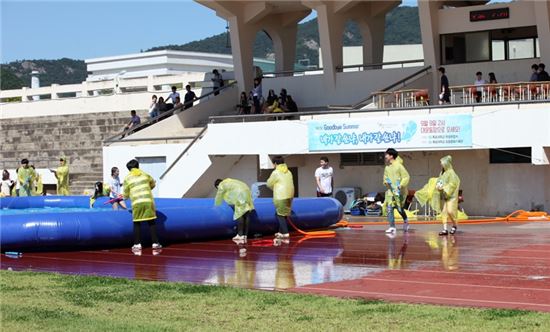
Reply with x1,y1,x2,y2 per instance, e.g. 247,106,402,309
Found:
340,153,385,166
441,26,538,64
489,147,531,164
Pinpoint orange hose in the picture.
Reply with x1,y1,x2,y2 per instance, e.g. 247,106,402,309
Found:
286,216,335,237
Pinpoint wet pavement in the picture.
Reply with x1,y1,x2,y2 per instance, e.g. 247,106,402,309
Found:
2,221,550,311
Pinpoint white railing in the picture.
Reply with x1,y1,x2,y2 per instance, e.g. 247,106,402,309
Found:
0,73,209,103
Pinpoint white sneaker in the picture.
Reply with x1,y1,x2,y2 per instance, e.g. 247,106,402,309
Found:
152,243,162,249
152,249,162,256
275,233,290,239
132,244,142,251
385,227,396,234
232,235,245,241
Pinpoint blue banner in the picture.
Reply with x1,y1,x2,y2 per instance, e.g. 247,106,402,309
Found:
308,114,472,151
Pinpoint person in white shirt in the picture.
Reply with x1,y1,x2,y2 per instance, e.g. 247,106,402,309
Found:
1,170,15,197
474,71,487,103
166,86,180,105
109,167,127,210
315,156,334,197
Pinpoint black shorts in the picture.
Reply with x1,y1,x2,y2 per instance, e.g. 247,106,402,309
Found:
317,192,332,197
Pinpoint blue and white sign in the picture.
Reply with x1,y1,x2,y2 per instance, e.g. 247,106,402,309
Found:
308,114,472,151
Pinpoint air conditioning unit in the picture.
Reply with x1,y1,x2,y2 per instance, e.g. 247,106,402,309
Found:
334,187,362,213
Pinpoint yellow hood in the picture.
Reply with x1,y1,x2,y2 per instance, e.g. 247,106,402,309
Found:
130,168,144,176
276,163,289,173
440,155,453,171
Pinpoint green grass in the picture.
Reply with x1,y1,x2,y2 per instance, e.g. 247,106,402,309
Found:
1,271,549,331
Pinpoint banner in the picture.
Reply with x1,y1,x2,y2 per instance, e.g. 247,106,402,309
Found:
308,114,472,152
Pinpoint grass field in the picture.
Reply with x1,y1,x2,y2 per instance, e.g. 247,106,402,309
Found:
1,270,549,331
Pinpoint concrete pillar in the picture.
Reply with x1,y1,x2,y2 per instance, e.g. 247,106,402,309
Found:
535,0,550,64
418,0,441,101
310,3,345,87
31,71,40,101
51,84,59,99
21,87,29,102
357,16,385,66
228,16,256,93
268,24,299,73
147,75,155,92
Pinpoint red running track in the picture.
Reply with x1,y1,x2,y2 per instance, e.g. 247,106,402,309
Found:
2,221,550,311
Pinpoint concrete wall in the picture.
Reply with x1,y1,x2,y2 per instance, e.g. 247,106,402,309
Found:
444,58,539,87
199,150,549,216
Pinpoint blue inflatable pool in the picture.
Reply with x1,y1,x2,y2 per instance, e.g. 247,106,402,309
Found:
0,196,343,252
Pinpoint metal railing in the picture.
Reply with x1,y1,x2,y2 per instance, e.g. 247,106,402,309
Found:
328,65,432,110
103,81,237,144
263,67,324,78
159,126,208,180
336,59,425,72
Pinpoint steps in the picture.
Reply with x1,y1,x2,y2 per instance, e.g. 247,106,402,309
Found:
1,110,149,195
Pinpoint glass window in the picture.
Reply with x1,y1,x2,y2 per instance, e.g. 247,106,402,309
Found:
509,39,535,59
491,40,505,61
466,32,490,62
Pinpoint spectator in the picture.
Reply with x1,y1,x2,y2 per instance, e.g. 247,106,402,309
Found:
157,97,168,115
149,95,159,118
0,170,15,197
488,72,497,84
174,96,183,109
108,166,127,210
123,110,141,132
537,63,550,81
487,73,498,101
166,86,180,104
315,156,334,197
474,71,486,103
236,91,251,115
184,84,197,109
17,158,36,197
279,88,288,107
530,64,539,81
251,78,262,114
211,69,223,96
285,95,298,113
438,67,450,105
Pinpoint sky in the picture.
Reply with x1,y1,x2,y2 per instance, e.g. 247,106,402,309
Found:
0,0,505,63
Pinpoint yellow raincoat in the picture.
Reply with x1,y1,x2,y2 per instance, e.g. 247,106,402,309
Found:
123,168,156,222
414,177,442,213
437,155,460,225
383,156,410,208
56,157,70,196
17,167,36,197
32,172,44,196
214,178,255,220
267,163,294,216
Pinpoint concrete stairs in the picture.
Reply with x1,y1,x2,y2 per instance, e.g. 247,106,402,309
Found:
1,110,149,195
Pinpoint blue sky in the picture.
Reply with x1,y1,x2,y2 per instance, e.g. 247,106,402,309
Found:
0,0,503,63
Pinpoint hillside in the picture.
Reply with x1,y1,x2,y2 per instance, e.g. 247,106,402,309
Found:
1,6,419,89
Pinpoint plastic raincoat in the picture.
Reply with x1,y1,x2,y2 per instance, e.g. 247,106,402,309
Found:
267,163,294,216
437,155,460,225
214,178,255,220
17,167,36,197
123,168,156,222
32,172,44,196
56,157,70,196
383,156,410,208
414,177,442,213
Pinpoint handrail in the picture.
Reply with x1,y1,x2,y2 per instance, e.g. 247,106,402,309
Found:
263,67,323,77
103,81,237,144
159,126,208,180
105,135,198,143
336,59,424,72
209,98,549,123
328,65,432,110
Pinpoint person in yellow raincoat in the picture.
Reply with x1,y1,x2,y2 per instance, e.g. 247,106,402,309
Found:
437,155,461,236
214,178,255,243
383,148,410,234
266,156,294,240
123,159,161,252
30,165,43,196
50,157,70,195
17,159,36,197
